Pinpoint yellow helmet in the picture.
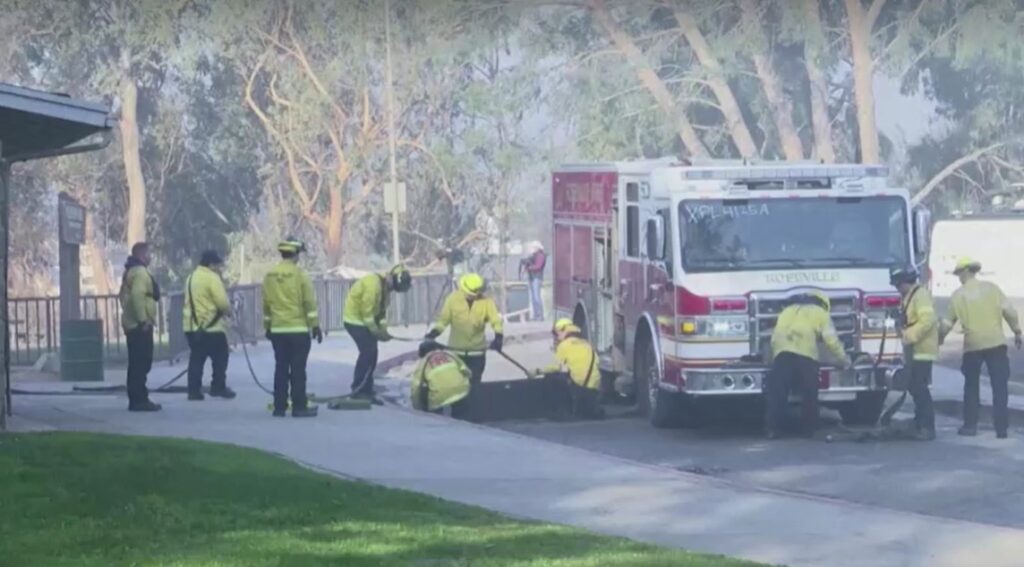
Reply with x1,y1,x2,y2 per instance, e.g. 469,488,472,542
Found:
808,290,831,311
553,318,574,333
953,257,981,274
277,238,306,254
459,273,485,296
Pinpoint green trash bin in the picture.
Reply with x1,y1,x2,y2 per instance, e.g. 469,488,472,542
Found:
61,319,105,382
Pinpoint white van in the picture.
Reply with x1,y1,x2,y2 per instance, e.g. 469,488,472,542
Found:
929,213,1024,317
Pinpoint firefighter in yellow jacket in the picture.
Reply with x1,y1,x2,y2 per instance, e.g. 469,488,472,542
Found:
183,250,235,401
534,318,604,419
410,340,471,414
940,257,1022,438
425,273,503,418
119,242,161,412
890,266,937,440
343,265,412,402
765,290,851,439
262,238,322,418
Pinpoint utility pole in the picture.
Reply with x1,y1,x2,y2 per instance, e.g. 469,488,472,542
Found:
384,0,400,266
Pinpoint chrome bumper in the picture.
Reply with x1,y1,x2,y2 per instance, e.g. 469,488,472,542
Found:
668,364,900,397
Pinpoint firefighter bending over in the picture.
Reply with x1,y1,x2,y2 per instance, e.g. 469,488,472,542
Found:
534,318,604,419
890,266,937,441
343,265,413,403
262,238,322,418
410,340,471,414
765,290,851,439
425,273,504,419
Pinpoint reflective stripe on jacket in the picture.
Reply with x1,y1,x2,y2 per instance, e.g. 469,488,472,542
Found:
342,273,389,336
183,266,230,334
541,336,599,390
411,350,471,411
119,266,157,331
902,285,938,361
431,290,504,353
771,303,849,365
261,260,319,334
946,278,1021,353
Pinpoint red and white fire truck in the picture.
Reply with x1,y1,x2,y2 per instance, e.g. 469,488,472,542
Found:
550,158,932,427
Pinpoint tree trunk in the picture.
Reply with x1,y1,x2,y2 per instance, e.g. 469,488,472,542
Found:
83,210,114,295
738,0,804,161
801,0,836,163
673,8,758,159
120,76,148,245
588,0,709,158
844,0,881,164
325,184,344,267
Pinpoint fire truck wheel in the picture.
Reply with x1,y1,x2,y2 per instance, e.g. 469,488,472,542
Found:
636,336,689,428
838,391,887,426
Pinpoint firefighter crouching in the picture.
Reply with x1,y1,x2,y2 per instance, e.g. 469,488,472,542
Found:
940,257,1022,439
410,340,471,414
183,250,236,401
262,238,323,418
890,266,937,441
534,318,604,419
425,273,504,419
765,290,851,439
343,265,413,403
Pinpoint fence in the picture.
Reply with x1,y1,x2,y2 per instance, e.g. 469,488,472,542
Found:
8,273,454,367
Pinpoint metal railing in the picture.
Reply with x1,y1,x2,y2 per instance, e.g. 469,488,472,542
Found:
8,273,453,367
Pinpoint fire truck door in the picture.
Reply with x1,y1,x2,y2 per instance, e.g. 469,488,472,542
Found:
595,228,614,352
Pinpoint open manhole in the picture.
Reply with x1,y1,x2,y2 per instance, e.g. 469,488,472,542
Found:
677,465,729,476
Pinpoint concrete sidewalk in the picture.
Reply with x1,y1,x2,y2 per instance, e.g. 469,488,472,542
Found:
7,336,1024,567
930,364,1024,426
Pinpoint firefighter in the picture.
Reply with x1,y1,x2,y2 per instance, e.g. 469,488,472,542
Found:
119,242,161,412
425,273,503,419
410,340,471,414
889,266,936,441
520,241,546,321
534,318,604,419
343,265,413,403
940,257,1022,438
764,290,851,439
183,250,235,401
262,238,323,418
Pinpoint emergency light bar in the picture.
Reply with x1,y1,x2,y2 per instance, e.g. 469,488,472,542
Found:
681,165,888,181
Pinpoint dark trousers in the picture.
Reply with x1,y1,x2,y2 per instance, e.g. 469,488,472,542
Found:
345,323,378,396
555,373,602,419
126,326,154,405
765,352,820,435
451,354,486,419
186,332,230,394
962,345,1011,433
909,360,936,433
270,333,312,412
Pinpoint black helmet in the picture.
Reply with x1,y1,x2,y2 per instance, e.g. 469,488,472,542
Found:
199,249,224,267
389,265,412,292
889,266,919,286
418,340,442,358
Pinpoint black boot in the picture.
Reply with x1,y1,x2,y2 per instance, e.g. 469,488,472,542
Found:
958,425,978,437
292,406,318,418
129,400,162,412
188,391,205,401
209,387,237,399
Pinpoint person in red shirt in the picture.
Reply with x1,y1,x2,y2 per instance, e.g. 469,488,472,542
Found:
521,241,546,321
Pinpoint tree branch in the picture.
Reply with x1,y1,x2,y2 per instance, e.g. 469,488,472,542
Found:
912,140,1022,205
866,0,888,29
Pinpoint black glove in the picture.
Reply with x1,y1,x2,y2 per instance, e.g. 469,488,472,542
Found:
490,334,504,353
312,326,324,344
425,329,441,340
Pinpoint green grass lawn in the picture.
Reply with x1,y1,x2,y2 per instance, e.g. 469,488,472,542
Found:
0,432,766,567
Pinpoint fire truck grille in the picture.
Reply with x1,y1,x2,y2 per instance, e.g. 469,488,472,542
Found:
753,295,859,354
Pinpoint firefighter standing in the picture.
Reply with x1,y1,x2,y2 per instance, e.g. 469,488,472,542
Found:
183,250,236,401
534,318,604,419
890,266,936,441
410,340,471,414
765,290,851,439
940,258,1022,438
120,242,162,412
520,241,546,321
425,273,504,419
343,265,412,403
262,238,323,418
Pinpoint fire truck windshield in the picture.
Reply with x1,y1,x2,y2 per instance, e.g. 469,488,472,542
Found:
679,196,909,272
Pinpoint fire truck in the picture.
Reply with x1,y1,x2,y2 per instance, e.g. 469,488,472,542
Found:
550,159,933,428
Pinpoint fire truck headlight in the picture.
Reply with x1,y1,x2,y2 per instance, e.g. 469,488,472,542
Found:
862,316,896,333
679,316,747,338
680,319,697,335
